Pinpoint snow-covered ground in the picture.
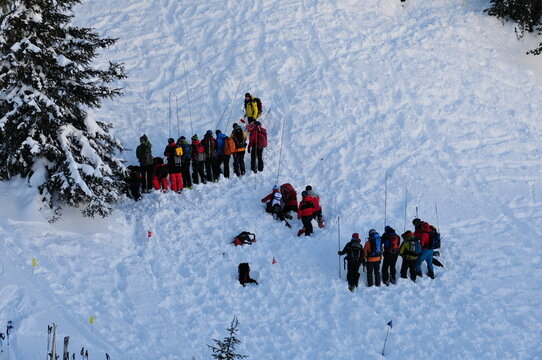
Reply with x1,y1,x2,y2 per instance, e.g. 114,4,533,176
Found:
1,0,542,358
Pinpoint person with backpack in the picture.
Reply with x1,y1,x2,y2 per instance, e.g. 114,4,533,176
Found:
261,185,291,227
280,183,298,216
163,138,184,193
297,191,315,236
338,233,364,291
230,123,247,177
381,226,400,285
201,130,218,182
136,134,153,193
244,92,260,124
190,134,206,185
215,130,231,179
151,157,169,191
247,121,267,173
399,231,421,282
413,218,435,279
305,185,324,228
125,165,142,201
177,136,192,189
363,229,382,287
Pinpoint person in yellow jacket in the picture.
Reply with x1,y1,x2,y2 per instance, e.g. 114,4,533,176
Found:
231,123,247,176
244,92,259,124
363,229,382,287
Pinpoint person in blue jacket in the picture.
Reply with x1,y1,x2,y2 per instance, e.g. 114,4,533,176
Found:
215,130,230,179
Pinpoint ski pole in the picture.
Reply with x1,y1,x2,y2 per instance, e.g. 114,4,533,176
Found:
260,108,271,122
416,206,418,218
275,117,286,184
224,79,242,130
403,189,408,232
435,202,440,230
384,171,389,228
182,61,193,136
0,332,4,358
175,96,180,137
337,216,341,279
215,103,229,130
381,320,393,356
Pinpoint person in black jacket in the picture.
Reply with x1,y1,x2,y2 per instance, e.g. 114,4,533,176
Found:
338,233,364,291
177,136,192,189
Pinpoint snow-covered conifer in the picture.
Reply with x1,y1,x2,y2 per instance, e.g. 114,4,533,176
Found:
0,0,126,219
208,316,248,360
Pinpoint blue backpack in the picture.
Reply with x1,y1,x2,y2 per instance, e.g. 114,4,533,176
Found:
368,233,382,257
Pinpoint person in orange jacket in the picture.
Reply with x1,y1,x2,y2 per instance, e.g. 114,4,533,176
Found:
363,229,383,287
305,185,324,228
297,191,315,236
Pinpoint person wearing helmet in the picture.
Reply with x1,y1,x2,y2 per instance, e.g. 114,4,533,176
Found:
363,229,383,287
261,185,291,228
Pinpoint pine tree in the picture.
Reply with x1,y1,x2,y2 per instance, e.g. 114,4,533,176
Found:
486,0,542,55
208,316,249,360
0,0,126,219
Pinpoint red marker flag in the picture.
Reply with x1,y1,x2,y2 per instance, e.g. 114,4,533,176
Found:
272,257,277,264
147,231,152,238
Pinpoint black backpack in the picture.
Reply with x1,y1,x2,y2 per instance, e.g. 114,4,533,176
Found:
238,263,258,287
232,232,256,246
347,242,363,265
232,128,245,148
254,98,263,115
428,230,441,249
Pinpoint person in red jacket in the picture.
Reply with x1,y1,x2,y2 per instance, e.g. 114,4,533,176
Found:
280,183,298,218
305,185,324,228
261,185,291,228
151,157,169,192
297,191,315,236
413,218,435,279
247,121,267,173
163,138,183,193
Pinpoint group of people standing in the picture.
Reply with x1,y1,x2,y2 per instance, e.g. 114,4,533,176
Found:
125,93,268,199
338,218,440,291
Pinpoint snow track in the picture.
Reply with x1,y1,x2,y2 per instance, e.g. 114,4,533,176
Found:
1,0,542,358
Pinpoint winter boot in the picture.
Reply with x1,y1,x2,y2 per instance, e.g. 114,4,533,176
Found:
428,271,435,279
297,229,305,237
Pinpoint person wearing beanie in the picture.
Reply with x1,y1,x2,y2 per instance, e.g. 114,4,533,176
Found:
244,92,259,124
381,226,400,285
261,185,291,228
215,129,231,179
136,134,153,193
363,229,383,287
191,134,206,185
201,130,218,182
297,191,315,237
176,136,192,189
230,123,247,176
163,138,184,193
399,231,421,282
338,233,363,291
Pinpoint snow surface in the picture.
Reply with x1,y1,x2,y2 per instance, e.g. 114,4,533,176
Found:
1,0,542,358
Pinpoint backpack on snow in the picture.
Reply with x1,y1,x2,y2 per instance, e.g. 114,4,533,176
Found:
368,233,382,257
224,136,236,155
347,242,363,265
254,98,263,116
232,232,256,246
428,229,441,249
238,263,258,287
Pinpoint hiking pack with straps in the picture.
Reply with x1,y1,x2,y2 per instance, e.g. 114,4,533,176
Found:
238,263,258,287
224,137,236,155
368,232,382,257
406,238,422,257
386,233,400,254
173,145,183,166
348,242,363,265
254,97,262,115
232,232,256,246
232,128,246,149
256,126,268,148
428,229,441,249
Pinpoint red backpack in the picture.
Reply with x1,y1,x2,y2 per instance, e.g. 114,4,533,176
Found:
387,233,400,254
257,126,267,148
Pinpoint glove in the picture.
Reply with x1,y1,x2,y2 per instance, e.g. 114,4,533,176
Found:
261,199,265,203
337,251,341,255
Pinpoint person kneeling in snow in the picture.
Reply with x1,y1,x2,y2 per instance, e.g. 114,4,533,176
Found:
261,185,291,228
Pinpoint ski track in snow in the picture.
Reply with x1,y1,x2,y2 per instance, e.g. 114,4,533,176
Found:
1,0,542,358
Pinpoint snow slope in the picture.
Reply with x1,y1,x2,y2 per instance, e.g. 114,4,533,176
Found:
1,0,542,358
